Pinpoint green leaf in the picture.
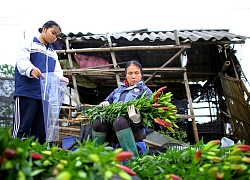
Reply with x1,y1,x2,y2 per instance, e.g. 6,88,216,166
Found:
30,169,45,176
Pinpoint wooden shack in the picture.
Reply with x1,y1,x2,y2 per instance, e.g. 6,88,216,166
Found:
55,29,250,145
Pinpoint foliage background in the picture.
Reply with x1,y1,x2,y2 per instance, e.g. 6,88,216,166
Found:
0,64,14,128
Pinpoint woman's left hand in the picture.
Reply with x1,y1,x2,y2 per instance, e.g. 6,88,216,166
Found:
127,104,141,124
60,76,69,85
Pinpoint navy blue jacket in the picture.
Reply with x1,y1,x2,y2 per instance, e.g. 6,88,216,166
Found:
14,37,63,100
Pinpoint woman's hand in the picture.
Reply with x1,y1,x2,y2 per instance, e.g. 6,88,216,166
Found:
30,67,43,79
60,76,69,85
99,101,110,108
127,104,141,123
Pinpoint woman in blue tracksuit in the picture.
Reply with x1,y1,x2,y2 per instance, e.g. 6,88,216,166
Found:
12,20,68,144
92,60,152,158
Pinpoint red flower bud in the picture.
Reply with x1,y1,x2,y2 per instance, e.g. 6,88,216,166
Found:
30,153,43,160
242,157,250,163
156,86,167,93
152,103,161,107
165,174,182,180
194,149,202,164
234,144,250,152
116,164,136,176
155,118,173,128
155,118,167,127
4,148,16,159
203,140,220,151
114,151,134,161
160,106,169,111
0,155,5,164
216,172,223,179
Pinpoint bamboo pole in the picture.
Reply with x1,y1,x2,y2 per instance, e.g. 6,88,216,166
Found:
60,106,77,109
145,47,186,84
174,30,180,46
55,44,191,54
183,71,199,143
106,33,121,87
63,67,186,74
59,127,80,132
58,119,81,124
0,76,14,80
65,37,81,105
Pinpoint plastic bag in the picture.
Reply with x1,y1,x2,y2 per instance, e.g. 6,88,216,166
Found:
40,72,67,142
221,137,234,148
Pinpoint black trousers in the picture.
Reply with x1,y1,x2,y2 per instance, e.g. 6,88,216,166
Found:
12,97,46,144
92,116,146,143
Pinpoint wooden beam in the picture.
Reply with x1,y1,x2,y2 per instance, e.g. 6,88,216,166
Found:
144,48,186,84
56,44,191,54
63,67,186,74
183,71,199,143
106,33,121,87
65,37,81,105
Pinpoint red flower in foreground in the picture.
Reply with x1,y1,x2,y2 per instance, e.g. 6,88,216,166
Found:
194,149,202,164
4,148,16,159
165,174,182,180
114,151,134,161
116,164,136,176
155,118,173,128
30,153,43,160
234,144,250,152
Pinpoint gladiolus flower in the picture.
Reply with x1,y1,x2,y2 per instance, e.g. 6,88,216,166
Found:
234,144,250,152
242,157,250,163
4,148,16,159
114,151,134,161
116,164,136,176
207,167,219,178
216,172,223,179
88,154,100,162
30,153,43,160
194,149,202,164
152,103,161,107
165,174,182,180
155,118,173,128
213,157,222,162
203,140,220,151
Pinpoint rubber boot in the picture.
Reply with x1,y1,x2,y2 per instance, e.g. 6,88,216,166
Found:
92,130,107,145
116,128,139,158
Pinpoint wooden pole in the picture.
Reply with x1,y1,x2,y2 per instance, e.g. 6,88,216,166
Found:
55,44,191,54
183,71,199,143
63,67,186,74
145,47,186,84
106,33,121,87
65,37,81,105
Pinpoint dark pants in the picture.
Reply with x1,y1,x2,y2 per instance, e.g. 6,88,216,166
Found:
12,97,46,144
92,116,146,143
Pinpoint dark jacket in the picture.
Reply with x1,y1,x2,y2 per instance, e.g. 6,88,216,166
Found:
105,80,152,104
14,37,63,100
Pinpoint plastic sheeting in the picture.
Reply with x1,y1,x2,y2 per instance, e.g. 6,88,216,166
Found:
40,73,67,142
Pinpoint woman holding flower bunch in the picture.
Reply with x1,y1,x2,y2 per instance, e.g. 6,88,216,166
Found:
92,60,152,158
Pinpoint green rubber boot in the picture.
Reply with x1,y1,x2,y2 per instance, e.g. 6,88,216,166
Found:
92,130,107,145
116,128,139,158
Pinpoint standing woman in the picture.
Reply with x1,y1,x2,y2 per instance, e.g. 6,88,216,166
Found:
12,20,69,144
92,60,152,158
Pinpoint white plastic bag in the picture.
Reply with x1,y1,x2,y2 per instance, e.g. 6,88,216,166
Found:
40,72,67,142
221,137,234,148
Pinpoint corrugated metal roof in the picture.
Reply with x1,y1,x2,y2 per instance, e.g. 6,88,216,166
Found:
58,29,248,91
62,29,248,44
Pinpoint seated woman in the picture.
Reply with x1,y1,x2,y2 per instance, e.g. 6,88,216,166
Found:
92,60,152,158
